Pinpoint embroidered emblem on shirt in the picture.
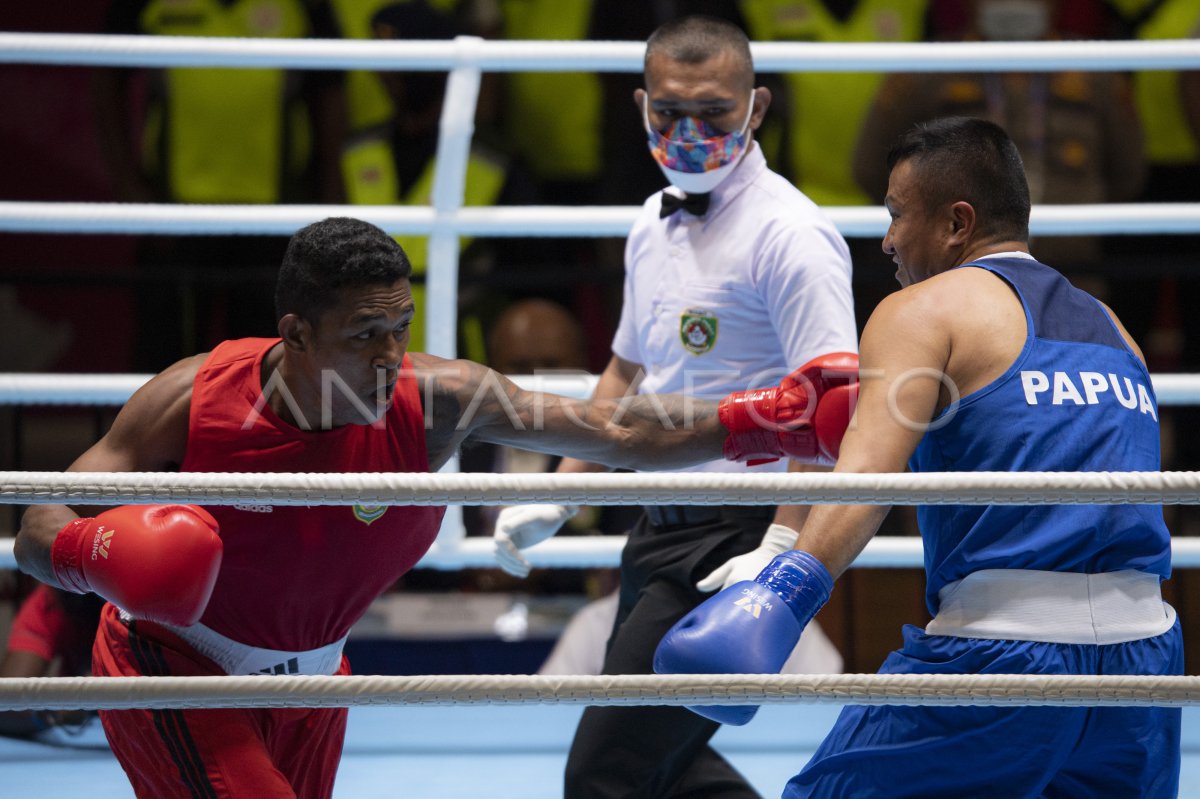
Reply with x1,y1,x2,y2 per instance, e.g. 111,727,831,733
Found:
353,504,388,525
680,309,718,355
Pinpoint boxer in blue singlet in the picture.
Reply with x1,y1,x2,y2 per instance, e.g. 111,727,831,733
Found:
654,116,1182,798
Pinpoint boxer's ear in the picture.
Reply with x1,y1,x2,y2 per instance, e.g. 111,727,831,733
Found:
279,314,311,352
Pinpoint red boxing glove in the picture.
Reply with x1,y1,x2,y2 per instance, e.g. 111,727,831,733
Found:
719,352,859,465
51,505,222,627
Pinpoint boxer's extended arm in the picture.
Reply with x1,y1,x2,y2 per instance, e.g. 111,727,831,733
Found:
16,356,206,593
555,353,643,475
417,352,858,472
415,352,726,471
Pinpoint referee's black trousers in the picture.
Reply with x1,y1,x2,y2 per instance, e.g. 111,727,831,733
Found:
564,506,773,799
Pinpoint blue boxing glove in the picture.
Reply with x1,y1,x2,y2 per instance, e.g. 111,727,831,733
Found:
653,550,833,725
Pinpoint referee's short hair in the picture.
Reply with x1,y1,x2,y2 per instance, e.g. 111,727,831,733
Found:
645,15,754,88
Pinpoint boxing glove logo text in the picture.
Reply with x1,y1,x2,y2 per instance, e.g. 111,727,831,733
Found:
91,527,114,561
735,588,774,618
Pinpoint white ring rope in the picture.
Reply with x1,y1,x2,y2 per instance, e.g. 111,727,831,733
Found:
0,529,1194,570
5,36,1200,239
4,371,1200,405
0,673,1197,710
4,470,1200,507
0,372,598,404
7,472,1200,570
8,534,1200,571
3,33,1200,72
6,201,1200,237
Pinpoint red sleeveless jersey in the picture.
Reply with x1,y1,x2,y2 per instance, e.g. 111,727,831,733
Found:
181,338,445,650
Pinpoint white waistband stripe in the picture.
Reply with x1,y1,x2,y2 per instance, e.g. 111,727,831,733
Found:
927,569,1175,645
120,610,346,676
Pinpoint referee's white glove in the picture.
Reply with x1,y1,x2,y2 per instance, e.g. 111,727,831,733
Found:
695,523,799,592
493,504,579,578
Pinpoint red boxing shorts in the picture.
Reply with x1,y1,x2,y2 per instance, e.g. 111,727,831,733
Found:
92,603,349,798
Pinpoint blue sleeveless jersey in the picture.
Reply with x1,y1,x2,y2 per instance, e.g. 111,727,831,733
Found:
910,256,1171,615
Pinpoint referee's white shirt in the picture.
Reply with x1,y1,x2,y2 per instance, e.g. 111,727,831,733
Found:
612,142,857,474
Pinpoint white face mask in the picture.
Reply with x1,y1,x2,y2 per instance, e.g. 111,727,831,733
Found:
977,0,1050,41
642,91,756,194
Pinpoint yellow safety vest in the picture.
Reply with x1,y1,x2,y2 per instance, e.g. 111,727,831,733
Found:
342,133,507,353
328,0,462,133
500,0,602,181
137,0,312,203
1118,0,1200,165
739,0,927,205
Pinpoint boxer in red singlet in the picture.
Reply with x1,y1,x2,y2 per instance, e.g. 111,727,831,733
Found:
15,216,854,797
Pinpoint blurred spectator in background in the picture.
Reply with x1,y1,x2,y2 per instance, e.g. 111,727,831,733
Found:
1105,0,1200,208
738,0,929,207
853,0,1146,272
93,0,345,371
736,0,930,328
930,0,1114,39
1101,1,1200,408
491,1,613,356
342,0,540,360
0,585,104,744
326,0,463,134
496,0,603,207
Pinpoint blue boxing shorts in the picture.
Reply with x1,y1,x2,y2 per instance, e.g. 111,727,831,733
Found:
785,621,1183,799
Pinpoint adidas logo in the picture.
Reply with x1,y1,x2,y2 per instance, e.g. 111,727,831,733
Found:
233,503,274,513
256,658,299,676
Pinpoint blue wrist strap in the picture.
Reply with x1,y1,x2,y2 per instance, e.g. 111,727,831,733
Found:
756,550,833,626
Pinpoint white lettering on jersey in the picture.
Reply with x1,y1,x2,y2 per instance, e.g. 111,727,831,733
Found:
1138,383,1158,421
1110,373,1137,409
1021,371,1048,404
1020,370,1156,420
1052,372,1084,405
1079,372,1108,404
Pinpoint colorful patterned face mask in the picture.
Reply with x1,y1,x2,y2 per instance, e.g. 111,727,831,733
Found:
643,91,755,194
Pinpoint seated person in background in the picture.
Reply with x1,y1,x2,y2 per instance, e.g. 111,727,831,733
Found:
0,584,104,743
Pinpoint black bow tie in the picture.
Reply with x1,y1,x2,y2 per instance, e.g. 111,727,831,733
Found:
659,191,711,218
